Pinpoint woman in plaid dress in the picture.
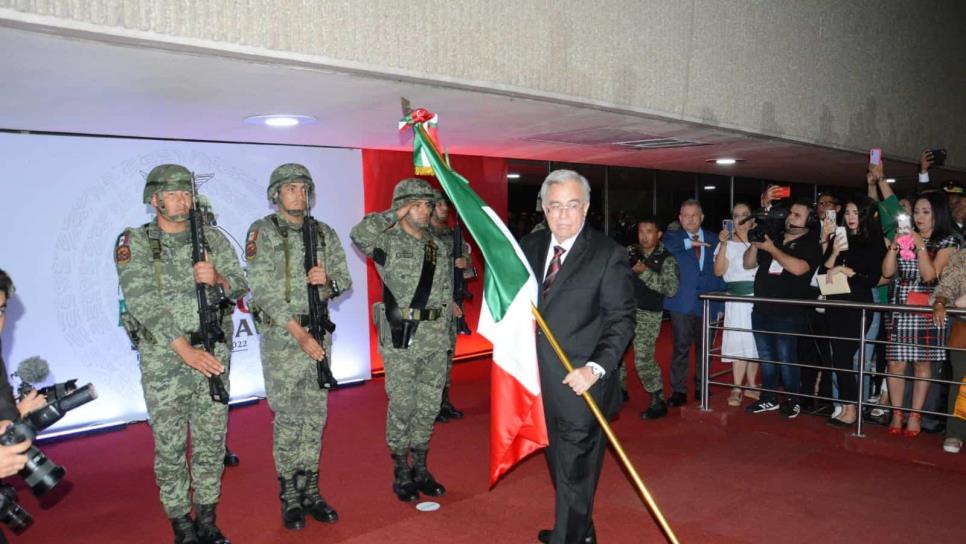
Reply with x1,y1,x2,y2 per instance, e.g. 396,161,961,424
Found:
882,191,959,436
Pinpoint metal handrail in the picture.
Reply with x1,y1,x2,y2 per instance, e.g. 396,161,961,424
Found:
701,292,966,316
699,292,966,438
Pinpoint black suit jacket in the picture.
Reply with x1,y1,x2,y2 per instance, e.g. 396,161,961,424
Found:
520,226,636,422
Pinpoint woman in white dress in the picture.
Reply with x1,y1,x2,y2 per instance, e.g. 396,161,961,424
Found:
713,202,760,406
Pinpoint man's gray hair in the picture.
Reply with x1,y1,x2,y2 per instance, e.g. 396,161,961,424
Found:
680,198,703,213
540,169,591,204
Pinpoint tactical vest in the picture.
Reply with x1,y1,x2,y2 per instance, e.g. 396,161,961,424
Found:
634,247,670,311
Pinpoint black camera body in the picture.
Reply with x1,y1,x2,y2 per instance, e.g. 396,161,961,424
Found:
747,207,789,243
0,384,97,497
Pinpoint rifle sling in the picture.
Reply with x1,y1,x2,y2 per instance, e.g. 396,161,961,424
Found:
383,237,438,348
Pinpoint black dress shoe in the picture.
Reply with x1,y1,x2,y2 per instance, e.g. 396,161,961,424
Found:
864,408,892,426
537,528,596,543
667,392,687,407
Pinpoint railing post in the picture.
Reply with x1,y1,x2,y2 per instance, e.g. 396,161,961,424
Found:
701,297,711,411
855,309,867,438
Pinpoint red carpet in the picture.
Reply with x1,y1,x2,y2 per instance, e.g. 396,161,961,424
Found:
12,328,966,543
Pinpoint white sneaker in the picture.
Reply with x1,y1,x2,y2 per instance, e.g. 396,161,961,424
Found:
831,404,843,419
943,437,963,453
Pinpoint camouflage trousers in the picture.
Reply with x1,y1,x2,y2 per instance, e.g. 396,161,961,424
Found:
378,319,448,454
139,343,230,518
620,309,665,394
260,328,330,478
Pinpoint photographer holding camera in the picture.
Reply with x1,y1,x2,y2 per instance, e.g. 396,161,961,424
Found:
743,197,823,419
0,270,33,468
0,270,33,542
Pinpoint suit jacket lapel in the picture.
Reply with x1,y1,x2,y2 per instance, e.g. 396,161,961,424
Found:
540,228,591,308
529,231,551,305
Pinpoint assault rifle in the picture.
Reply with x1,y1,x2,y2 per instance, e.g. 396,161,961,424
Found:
453,215,473,336
188,177,231,404
302,215,338,389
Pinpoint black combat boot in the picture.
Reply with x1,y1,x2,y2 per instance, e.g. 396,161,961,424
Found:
438,387,464,421
640,391,668,420
300,470,339,523
194,504,229,544
223,447,240,467
278,473,306,530
411,448,446,497
391,452,419,502
170,514,199,544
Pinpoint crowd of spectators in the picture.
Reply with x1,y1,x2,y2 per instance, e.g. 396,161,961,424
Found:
617,150,966,454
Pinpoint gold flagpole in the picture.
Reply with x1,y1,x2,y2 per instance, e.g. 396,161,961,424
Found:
531,303,680,544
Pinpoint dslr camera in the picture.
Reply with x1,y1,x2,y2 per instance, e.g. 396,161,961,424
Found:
0,383,97,533
745,207,790,243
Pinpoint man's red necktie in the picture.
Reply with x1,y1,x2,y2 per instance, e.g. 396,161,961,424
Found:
542,245,566,296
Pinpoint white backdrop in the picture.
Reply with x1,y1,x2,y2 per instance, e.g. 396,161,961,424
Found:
0,133,370,433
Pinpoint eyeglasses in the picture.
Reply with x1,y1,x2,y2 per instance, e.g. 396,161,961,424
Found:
545,201,583,216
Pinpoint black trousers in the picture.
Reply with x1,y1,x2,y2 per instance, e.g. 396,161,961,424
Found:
827,306,872,402
669,311,703,394
544,412,605,544
799,309,833,400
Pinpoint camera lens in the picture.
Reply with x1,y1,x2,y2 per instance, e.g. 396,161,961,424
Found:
21,445,66,496
0,484,33,534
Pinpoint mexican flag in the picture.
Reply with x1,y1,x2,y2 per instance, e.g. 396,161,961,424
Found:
401,108,548,486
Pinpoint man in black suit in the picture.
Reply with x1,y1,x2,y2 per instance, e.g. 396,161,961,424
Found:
520,170,635,544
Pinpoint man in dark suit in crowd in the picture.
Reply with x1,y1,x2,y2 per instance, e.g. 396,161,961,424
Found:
663,199,725,405
520,169,635,544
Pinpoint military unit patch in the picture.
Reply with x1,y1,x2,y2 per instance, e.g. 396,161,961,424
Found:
115,232,131,265
245,228,258,260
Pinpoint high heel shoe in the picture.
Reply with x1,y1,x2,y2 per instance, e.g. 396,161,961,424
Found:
903,413,922,438
887,411,904,436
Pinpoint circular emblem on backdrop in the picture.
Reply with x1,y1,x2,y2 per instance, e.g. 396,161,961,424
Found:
51,145,267,411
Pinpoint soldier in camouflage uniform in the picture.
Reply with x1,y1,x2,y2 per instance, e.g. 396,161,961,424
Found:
622,217,680,420
245,164,351,531
350,178,452,502
430,190,469,422
115,164,247,544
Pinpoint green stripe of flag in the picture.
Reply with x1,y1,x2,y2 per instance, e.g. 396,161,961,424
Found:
416,125,529,321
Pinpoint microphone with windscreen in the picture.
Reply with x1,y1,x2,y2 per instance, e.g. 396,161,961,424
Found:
14,357,79,402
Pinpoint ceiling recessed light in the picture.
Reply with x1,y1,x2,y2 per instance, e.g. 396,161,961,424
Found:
507,173,521,179
703,185,716,191
713,158,737,165
885,178,896,184
244,114,318,127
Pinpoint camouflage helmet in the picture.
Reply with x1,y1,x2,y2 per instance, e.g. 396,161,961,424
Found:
392,178,436,210
268,163,315,202
143,164,193,204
